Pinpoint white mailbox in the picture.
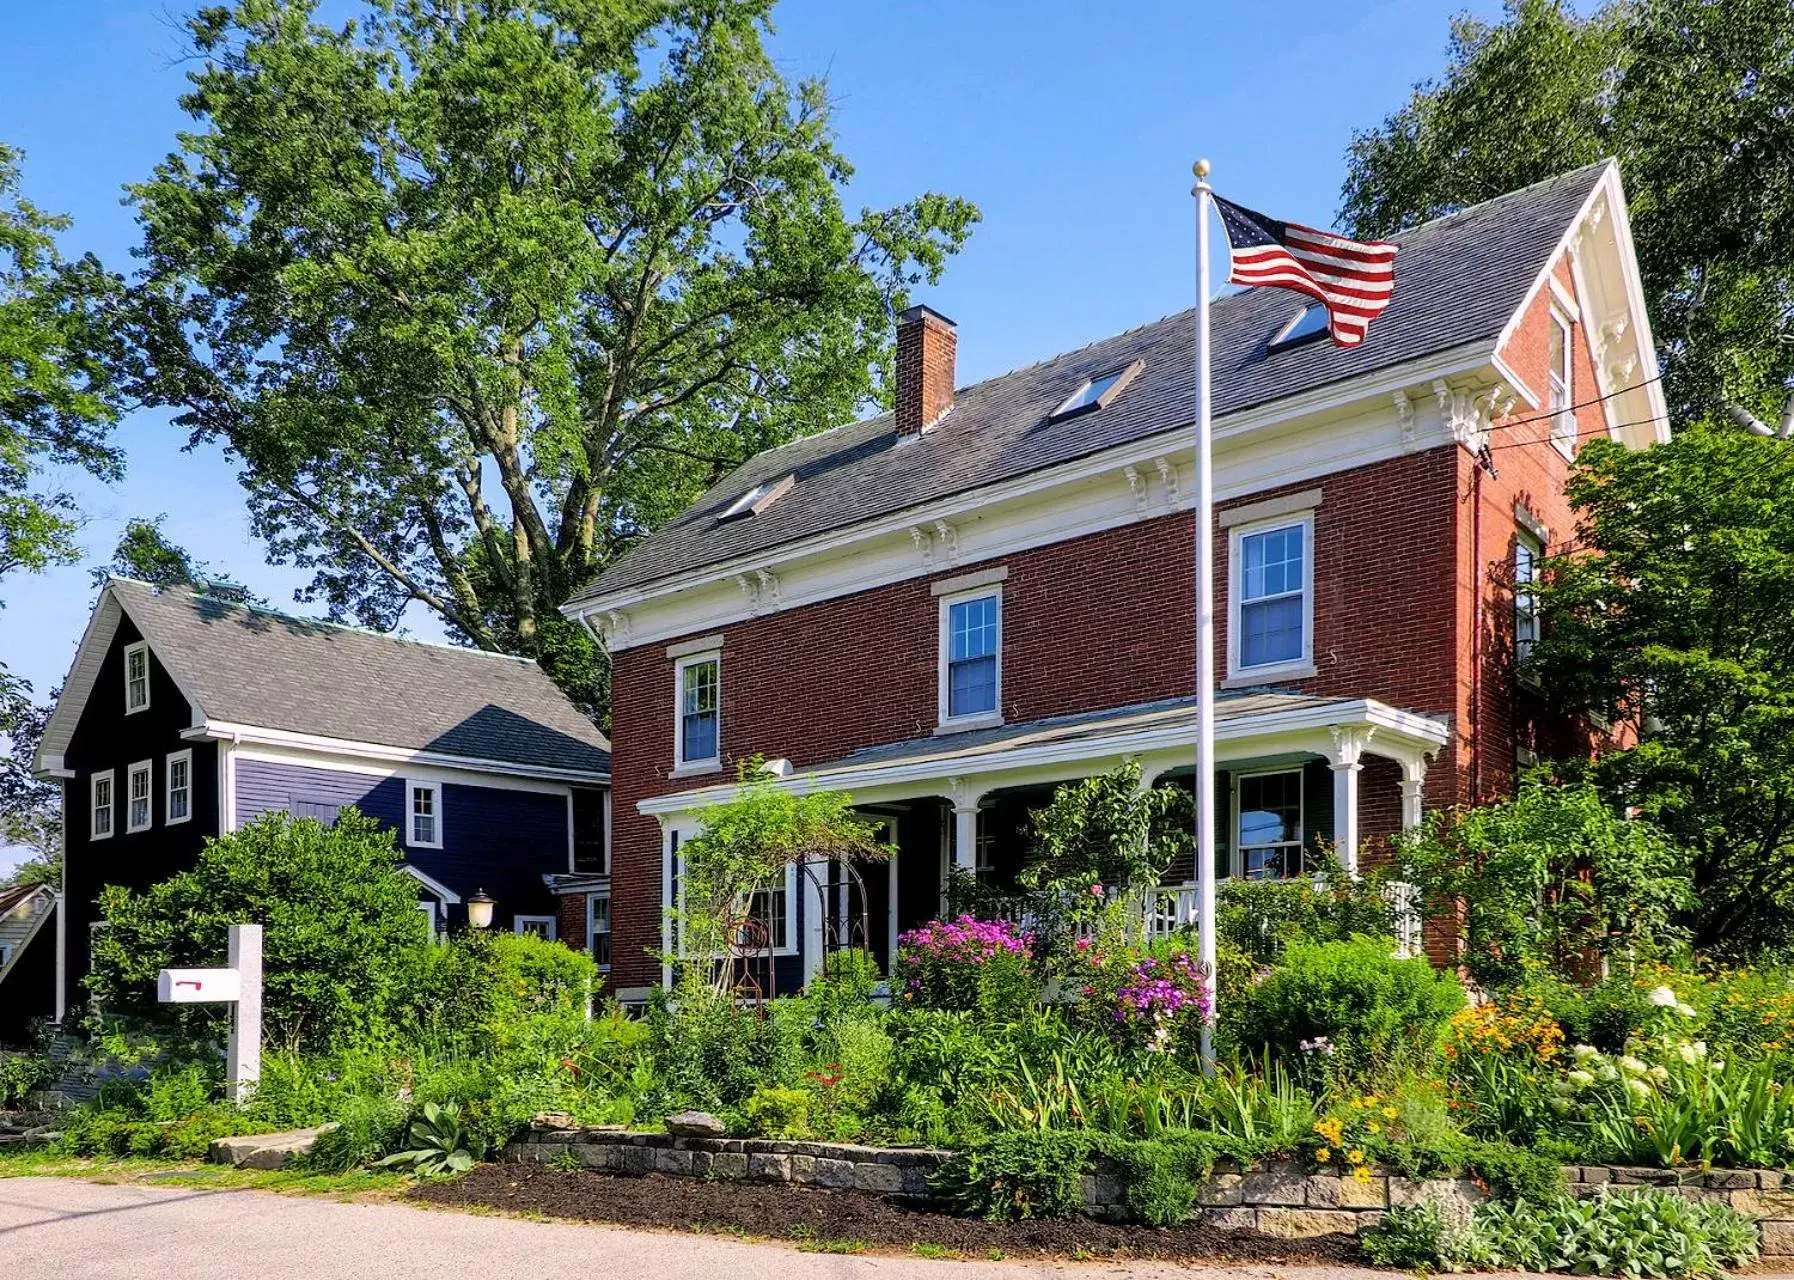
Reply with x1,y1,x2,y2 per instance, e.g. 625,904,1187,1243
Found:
157,967,242,1004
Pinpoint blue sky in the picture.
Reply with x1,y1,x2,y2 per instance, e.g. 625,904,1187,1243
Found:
0,0,1503,872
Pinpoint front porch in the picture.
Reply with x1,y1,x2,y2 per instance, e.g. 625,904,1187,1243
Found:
641,692,1449,989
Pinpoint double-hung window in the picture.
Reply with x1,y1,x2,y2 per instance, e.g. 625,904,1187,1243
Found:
126,761,153,833
588,894,612,970
514,915,557,940
166,750,192,825
1232,518,1311,676
407,780,443,848
1236,770,1305,879
1515,531,1543,663
91,771,115,840
939,589,1001,726
1549,311,1575,455
123,642,150,713
675,653,721,770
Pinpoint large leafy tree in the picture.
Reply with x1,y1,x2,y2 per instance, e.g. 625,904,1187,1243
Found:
1526,428,1794,953
130,0,979,722
0,674,61,889
1339,0,1794,430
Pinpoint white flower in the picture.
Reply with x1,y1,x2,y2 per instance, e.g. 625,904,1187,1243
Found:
1567,1069,1596,1090
1572,1044,1601,1064
1678,1002,1698,1019
1627,1078,1652,1101
1619,1056,1649,1076
1649,1065,1670,1083
1649,986,1679,1008
1597,1064,1620,1082
1677,1041,1708,1065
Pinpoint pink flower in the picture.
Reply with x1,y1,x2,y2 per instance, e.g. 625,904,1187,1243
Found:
1091,883,1105,898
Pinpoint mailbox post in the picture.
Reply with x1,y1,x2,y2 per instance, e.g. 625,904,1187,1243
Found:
156,922,263,1102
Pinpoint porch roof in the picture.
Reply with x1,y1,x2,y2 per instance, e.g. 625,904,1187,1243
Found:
639,692,1449,817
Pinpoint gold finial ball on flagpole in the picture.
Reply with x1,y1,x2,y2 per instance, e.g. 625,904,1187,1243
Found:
1193,158,1211,180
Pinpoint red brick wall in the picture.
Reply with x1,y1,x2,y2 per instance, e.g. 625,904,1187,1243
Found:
604,250,1614,988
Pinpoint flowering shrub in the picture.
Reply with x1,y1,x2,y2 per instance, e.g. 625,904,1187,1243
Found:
1446,993,1566,1065
1310,1094,1400,1183
894,916,1036,1019
1070,938,1212,1056
1444,993,1567,1143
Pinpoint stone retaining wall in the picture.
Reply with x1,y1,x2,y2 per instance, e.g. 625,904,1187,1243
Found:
502,1128,1794,1253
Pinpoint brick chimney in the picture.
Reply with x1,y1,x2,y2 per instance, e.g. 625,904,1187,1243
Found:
895,305,956,438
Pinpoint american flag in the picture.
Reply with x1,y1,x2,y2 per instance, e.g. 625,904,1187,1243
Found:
1213,195,1398,347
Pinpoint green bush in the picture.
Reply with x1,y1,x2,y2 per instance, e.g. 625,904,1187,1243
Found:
933,1130,1092,1221
1103,1133,1217,1226
1218,875,1397,967
1227,937,1464,1077
743,1085,812,1138
302,1094,410,1171
87,809,429,1051
1362,1201,1449,1269
0,1052,54,1109
1470,1190,1758,1278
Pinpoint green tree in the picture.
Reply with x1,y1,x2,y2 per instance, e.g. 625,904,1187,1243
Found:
0,673,60,888
1338,0,1794,429
1524,428,1794,953
89,515,263,602
86,808,429,1050
129,0,979,722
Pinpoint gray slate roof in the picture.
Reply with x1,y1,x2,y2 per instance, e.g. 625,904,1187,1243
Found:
111,578,610,775
573,163,1607,605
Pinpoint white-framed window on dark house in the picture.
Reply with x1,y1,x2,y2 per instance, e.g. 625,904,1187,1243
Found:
1549,310,1575,456
743,870,794,955
418,900,441,942
91,770,115,840
674,652,721,771
514,915,557,941
588,894,612,971
126,760,153,833
406,780,443,849
1515,529,1544,664
1235,769,1305,880
1230,516,1313,678
938,587,1001,727
123,641,150,713
165,749,192,825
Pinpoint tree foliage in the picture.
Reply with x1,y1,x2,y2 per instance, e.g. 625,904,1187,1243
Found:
86,808,428,1050
129,0,979,721
1398,777,1695,985
1524,428,1794,952
0,671,60,886
1339,0,1794,428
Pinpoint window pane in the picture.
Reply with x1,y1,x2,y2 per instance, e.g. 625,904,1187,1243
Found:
1242,526,1303,602
948,653,997,717
683,710,718,762
681,660,719,762
1241,596,1304,668
949,597,998,662
946,595,1000,718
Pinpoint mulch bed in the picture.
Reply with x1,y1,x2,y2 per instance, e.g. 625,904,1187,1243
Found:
413,1164,1365,1265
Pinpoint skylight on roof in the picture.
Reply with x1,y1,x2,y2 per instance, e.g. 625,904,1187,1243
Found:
1048,359,1144,421
1270,303,1330,348
716,473,795,524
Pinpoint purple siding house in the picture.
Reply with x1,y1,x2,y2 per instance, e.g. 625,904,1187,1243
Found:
12,577,610,1030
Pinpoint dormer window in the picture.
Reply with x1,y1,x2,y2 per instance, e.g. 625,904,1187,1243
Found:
1270,303,1329,348
1048,359,1144,421
124,641,150,713
717,473,795,524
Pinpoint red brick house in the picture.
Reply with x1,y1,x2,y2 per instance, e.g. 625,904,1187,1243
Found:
559,162,1667,999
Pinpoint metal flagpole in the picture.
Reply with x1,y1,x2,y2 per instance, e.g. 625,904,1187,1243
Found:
1191,158,1218,1067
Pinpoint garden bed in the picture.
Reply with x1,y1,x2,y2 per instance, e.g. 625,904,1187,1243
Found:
414,1163,1364,1264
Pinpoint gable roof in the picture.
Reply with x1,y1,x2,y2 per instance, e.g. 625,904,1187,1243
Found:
40,578,609,778
570,162,1612,607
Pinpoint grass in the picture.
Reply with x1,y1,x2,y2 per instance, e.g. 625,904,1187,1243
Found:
910,1241,959,1260
796,1238,869,1254
0,1148,409,1198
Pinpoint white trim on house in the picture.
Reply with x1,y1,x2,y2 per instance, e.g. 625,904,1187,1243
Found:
165,748,193,826
665,634,724,660
1218,488,1323,530
400,863,461,904
90,769,115,840
404,778,444,849
1226,509,1317,685
936,583,1004,733
222,741,583,798
181,722,607,786
1232,766,1307,880
672,650,722,775
1548,305,1577,460
586,891,612,972
513,915,557,940
123,640,151,714
125,760,153,834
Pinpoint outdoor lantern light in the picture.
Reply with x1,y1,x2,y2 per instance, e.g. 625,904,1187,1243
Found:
466,889,496,930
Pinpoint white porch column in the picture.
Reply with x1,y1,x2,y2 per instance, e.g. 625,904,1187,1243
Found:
945,778,984,911
1327,726,1374,876
1399,756,1428,830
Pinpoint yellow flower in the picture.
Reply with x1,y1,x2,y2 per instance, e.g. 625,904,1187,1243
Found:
1367,1120,1382,1135
1381,1106,1398,1120
1315,1147,1331,1163
1353,1165,1373,1185
1346,1148,1365,1166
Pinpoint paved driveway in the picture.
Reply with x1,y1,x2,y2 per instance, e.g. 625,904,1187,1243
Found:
0,1175,1404,1280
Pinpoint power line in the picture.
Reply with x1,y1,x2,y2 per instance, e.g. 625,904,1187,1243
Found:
1483,370,1669,436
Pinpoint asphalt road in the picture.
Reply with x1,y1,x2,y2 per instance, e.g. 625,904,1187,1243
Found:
0,1175,1407,1280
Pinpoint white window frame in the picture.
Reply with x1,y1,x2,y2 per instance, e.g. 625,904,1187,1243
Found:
673,851,798,958
418,900,441,941
165,749,193,826
1233,768,1306,880
672,651,722,775
123,641,150,714
1515,529,1544,666
90,770,115,841
936,585,1004,731
514,915,558,940
126,760,154,834
1549,309,1576,458
406,779,444,849
1227,513,1316,683
587,892,612,972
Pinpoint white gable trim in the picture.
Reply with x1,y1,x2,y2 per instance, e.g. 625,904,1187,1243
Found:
183,721,608,786
401,863,462,905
